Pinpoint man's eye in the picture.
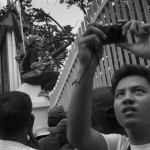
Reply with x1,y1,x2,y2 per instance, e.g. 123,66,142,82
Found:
115,92,124,98
135,89,144,94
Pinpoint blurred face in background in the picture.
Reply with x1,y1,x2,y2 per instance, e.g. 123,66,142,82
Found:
33,40,43,50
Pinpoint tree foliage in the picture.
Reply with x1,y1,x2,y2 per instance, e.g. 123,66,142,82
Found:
0,0,75,71
59,0,92,14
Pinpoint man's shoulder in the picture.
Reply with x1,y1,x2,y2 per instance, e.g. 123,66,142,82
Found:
102,134,129,150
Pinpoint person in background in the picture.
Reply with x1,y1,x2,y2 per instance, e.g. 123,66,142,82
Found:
0,91,40,150
47,105,67,127
47,118,75,150
91,86,126,135
21,35,59,97
39,105,67,150
67,20,150,150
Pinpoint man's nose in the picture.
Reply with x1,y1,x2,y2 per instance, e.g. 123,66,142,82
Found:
122,92,134,105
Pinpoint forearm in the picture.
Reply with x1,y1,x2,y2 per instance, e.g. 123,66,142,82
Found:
67,65,96,147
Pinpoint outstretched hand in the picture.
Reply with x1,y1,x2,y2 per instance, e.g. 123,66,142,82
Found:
78,22,107,70
116,20,150,60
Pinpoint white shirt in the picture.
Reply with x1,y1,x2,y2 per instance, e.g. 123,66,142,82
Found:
102,134,150,150
0,140,37,150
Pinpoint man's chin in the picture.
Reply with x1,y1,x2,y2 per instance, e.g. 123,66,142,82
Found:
122,119,140,129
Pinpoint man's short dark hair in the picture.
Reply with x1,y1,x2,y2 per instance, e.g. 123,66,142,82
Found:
111,64,150,94
0,91,32,137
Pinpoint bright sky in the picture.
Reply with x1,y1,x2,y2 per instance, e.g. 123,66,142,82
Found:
0,0,84,33
32,0,84,33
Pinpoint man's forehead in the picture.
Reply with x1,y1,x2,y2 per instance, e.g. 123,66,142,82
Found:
115,75,149,91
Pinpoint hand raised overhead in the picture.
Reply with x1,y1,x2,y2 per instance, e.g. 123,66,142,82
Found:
78,22,107,70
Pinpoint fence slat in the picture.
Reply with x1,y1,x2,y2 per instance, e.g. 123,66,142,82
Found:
119,0,131,64
126,0,137,65
81,21,86,33
100,60,107,86
89,3,95,18
105,45,114,77
93,0,98,12
141,0,150,23
103,49,111,86
96,67,103,86
114,0,121,19
127,0,135,20
134,0,143,21
108,0,116,24
87,9,92,23
84,16,88,28
133,0,146,66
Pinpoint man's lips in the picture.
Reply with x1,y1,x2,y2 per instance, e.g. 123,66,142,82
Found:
122,107,136,114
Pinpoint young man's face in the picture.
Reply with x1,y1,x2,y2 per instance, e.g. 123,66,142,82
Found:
114,75,150,130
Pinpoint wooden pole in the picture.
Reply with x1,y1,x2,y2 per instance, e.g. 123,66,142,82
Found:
18,0,26,54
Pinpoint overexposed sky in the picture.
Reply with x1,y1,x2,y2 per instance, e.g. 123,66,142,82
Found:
0,0,7,8
0,0,84,33
31,0,84,33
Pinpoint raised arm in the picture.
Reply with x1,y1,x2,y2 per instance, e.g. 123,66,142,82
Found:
67,22,108,150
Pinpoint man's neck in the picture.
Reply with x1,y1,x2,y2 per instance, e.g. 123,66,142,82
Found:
126,127,150,145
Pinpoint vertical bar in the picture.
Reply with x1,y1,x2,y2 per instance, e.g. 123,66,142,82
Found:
126,0,137,64
103,50,111,86
84,15,89,28
114,0,121,19
119,0,130,64
89,3,95,18
105,45,114,78
134,0,143,21
81,21,86,34
87,9,92,23
18,0,25,53
100,60,107,86
78,27,83,36
108,0,117,24
127,0,135,20
133,0,145,65
141,0,150,23
96,67,103,86
93,0,98,12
